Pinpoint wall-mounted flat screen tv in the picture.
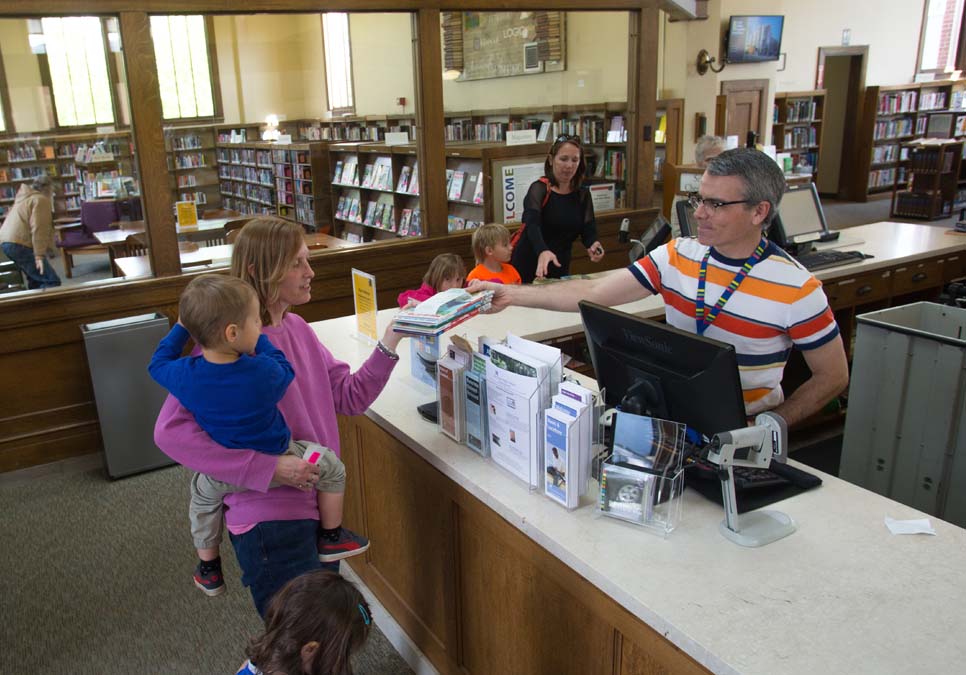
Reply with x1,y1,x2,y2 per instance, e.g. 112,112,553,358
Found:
726,15,784,64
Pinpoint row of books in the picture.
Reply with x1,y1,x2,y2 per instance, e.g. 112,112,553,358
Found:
781,127,818,150
920,91,949,112
778,99,819,123
169,134,207,151
908,147,956,173
873,118,914,141
171,153,208,170
0,165,55,182
3,144,55,162
868,167,905,189
219,181,274,205
218,165,274,186
445,169,483,203
217,129,250,144
176,174,208,188
178,191,208,204
878,91,919,115
589,148,626,180
446,216,483,232
893,191,948,218
221,196,275,216
871,144,905,165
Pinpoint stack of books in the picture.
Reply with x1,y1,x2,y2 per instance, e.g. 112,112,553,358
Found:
392,288,493,337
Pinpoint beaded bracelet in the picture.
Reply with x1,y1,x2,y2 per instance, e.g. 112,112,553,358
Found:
376,340,399,361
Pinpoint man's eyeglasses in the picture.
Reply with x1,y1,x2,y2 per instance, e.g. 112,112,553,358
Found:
687,193,753,214
554,134,582,145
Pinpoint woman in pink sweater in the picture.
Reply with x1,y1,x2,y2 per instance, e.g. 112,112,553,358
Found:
154,217,403,616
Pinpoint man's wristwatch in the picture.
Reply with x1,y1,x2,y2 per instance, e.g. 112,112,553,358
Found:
376,340,399,361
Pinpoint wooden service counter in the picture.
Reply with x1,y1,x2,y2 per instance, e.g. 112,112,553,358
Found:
317,222,966,675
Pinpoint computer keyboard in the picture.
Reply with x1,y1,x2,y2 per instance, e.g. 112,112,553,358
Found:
795,248,867,271
689,458,789,490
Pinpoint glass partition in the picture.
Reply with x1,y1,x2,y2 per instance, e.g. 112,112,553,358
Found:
439,10,630,233
0,16,140,290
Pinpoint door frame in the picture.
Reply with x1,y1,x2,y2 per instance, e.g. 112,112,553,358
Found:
816,45,868,90
817,46,868,198
719,79,770,143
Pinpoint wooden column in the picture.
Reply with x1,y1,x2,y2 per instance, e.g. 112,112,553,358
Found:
627,6,659,209
412,9,447,237
119,12,179,276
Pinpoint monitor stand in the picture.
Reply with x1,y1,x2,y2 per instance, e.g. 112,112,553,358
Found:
706,413,797,547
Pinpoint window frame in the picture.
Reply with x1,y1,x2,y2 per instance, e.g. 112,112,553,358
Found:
916,0,966,76
34,16,120,131
320,12,356,116
0,44,14,136
150,15,224,124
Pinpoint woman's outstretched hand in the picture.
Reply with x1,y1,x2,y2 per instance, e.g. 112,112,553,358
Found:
535,250,560,279
587,241,605,263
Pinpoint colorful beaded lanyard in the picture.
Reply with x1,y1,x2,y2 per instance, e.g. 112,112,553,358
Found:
695,237,767,335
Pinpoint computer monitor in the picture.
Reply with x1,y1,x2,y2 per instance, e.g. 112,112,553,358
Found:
675,198,697,237
578,301,746,439
770,182,828,248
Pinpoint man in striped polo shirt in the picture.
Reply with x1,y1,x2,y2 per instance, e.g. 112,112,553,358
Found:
470,148,849,428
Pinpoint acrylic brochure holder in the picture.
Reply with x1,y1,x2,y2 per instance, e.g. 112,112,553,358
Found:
596,411,686,538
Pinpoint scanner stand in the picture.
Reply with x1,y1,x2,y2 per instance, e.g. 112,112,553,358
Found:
706,411,796,547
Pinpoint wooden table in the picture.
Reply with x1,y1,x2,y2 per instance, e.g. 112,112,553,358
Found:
113,232,358,278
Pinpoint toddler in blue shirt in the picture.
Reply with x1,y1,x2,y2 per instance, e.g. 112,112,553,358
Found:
149,275,369,597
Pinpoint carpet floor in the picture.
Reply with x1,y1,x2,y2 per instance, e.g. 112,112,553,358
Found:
0,462,413,675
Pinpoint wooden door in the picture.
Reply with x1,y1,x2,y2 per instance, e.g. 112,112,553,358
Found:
719,79,769,145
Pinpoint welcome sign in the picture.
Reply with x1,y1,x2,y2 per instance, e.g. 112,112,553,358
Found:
501,162,544,223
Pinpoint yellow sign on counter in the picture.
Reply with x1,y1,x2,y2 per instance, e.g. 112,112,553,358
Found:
351,268,378,343
176,201,198,229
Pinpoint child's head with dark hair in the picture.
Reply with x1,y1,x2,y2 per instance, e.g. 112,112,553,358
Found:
179,275,258,349
471,223,511,264
423,253,466,292
246,570,372,675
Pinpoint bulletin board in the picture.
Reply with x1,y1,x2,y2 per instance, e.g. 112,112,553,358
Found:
444,11,566,82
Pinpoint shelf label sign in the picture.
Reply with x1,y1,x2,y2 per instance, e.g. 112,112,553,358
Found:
506,129,537,146
351,268,378,344
501,162,544,223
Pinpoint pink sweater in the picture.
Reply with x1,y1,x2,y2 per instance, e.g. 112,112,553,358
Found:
397,282,435,308
153,312,396,528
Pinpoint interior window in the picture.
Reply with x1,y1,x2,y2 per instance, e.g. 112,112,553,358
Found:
150,15,216,120
918,0,966,74
322,12,354,113
34,17,114,127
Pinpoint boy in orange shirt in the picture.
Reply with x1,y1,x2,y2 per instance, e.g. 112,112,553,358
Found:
465,223,522,285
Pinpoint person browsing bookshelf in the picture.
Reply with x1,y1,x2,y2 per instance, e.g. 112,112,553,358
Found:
471,149,849,428
0,175,61,289
154,217,407,617
396,252,466,307
510,135,604,283
465,223,521,285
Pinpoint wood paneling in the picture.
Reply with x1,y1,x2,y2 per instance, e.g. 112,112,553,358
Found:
119,12,180,276
628,7,659,209
0,208,654,473
413,9,447,238
340,412,712,675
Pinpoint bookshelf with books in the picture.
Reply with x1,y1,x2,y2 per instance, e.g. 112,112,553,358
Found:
853,81,955,201
216,141,277,217
164,124,220,210
330,142,402,241
271,142,331,231
772,90,824,185
443,107,552,143
301,114,417,144
0,131,133,219
890,138,963,220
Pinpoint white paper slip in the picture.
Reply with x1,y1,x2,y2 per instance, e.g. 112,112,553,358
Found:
884,516,936,536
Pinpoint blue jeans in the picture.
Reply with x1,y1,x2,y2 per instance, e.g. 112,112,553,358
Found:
229,519,338,617
1,242,61,289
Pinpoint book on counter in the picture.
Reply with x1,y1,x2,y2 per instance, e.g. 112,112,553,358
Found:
392,288,493,336
437,356,466,443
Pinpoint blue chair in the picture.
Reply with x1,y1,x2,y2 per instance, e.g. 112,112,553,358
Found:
55,200,121,278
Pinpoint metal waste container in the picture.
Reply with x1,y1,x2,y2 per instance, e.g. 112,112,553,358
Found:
840,302,966,526
81,312,175,478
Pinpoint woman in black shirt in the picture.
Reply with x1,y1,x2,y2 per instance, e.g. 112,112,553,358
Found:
510,135,604,283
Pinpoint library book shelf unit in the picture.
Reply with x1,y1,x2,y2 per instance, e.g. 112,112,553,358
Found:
327,140,558,242
297,114,417,143
215,137,332,231
773,90,825,184
0,131,134,221
164,124,220,211
440,99,685,213
890,139,964,220
853,80,961,201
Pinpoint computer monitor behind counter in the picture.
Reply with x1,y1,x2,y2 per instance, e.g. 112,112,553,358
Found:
578,301,746,440
769,182,831,253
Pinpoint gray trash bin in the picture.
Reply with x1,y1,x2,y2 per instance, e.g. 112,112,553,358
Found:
840,302,966,526
81,312,175,478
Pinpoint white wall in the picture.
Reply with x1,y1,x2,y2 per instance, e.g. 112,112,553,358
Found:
349,14,415,117
0,19,50,132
